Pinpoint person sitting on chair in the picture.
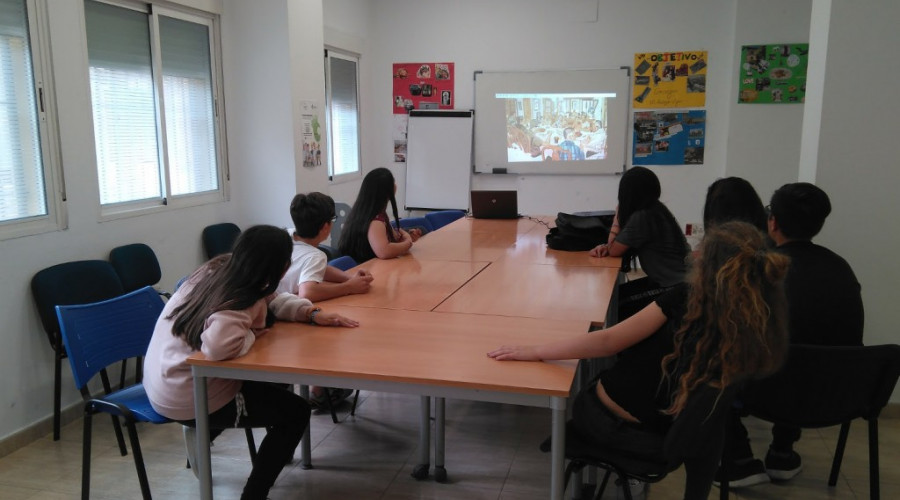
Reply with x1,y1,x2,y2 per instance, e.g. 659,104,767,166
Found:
490,221,789,500
718,182,865,488
558,127,585,160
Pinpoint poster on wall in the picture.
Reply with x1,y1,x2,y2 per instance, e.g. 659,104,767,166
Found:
738,44,808,104
632,51,707,109
392,62,455,114
298,100,322,168
633,110,705,165
393,115,408,163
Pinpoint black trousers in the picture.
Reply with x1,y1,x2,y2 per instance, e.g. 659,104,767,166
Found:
724,410,801,461
180,381,310,500
571,379,664,458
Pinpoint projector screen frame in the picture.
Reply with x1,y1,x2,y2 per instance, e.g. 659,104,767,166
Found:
474,68,630,175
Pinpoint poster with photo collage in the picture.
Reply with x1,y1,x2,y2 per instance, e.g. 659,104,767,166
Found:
738,44,808,104
633,110,706,165
392,62,455,162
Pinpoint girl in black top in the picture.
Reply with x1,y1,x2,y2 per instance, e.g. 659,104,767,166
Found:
590,167,690,319
490,222,789,452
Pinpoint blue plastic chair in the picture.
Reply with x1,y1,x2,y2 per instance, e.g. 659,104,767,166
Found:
56,286,167,500
392,216,434,236
328,255,358,271
425,210,465,230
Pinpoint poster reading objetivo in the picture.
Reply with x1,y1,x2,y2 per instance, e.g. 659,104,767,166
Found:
633,110,706,166
738,44,808,104
633,51,707,109
392,62,455,114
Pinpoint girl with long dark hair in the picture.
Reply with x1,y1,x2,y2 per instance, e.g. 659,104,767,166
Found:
590,166,689,318
338,167,419,263
490,221,788,479
144,225,358,500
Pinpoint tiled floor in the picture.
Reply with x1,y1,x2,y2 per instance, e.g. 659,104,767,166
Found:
0,391,897,499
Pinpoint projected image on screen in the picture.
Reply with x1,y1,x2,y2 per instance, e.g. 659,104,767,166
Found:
497,93,613,163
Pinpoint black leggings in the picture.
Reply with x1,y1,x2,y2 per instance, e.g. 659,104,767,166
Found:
180,381,310,500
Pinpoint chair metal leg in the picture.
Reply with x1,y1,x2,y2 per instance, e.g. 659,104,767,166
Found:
830,421,851,486
619,472,634,500
245,427,258,466
869,418,879,500
321,388,339,423
81,408,92,500
594,469,613,500
99,370,128,456
54,353,62,441
124,419,152,500
350,389,361,416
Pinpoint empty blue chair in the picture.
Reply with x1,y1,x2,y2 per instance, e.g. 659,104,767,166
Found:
329,255,358,271
56,286,167,500
425,210,465,230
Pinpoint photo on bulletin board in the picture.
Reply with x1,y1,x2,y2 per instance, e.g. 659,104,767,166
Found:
633,110,706,165
633,51,707,109
393,62,455,114
738,44,808,104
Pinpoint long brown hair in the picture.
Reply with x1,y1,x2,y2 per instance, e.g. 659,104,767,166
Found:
661,221,789,415
170,225,292,350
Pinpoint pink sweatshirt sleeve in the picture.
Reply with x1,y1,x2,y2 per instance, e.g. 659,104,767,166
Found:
200,308,257,361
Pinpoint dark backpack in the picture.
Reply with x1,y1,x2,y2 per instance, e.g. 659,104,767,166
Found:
546,211,615,251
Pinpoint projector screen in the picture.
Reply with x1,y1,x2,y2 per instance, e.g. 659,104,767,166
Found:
474,69,629,175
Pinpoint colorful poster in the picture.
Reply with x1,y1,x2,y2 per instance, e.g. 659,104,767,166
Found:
633,51,707,109
738,44,808,104
392,62,455,114
392,115,408,163
633,110,706,165
298,100,322,168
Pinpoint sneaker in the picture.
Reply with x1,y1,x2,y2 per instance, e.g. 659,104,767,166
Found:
765,448,802,481
331,388,355,404
616,477,647,499
183,426,199,479
714,458,769,488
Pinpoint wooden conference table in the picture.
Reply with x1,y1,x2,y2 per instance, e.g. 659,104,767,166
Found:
189,215,620,500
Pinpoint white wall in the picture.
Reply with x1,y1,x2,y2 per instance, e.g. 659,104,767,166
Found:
725,0,812,199
0,0,244,441
814,0,900,352
361,0,737,227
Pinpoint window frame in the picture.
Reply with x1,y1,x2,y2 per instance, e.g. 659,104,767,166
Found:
324,47,362,183
0,0,66,241
85,0,229,221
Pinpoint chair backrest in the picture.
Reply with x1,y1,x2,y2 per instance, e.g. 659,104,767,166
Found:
31,260,125,349
328,255,358,272
741,344,900,427
202,222,241,259
393,217,434,236
318,244,338,261
425,210,465,230
56,286,165,390
330,202,352,246
109,243,162,292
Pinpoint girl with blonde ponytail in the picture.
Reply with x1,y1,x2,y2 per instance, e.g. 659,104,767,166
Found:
488,221,789,458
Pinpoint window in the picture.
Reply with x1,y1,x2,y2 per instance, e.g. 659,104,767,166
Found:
0,0,64,239
324,49,360,180
84,0,225,214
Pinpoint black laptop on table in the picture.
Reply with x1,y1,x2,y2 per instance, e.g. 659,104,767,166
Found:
470,190,519,219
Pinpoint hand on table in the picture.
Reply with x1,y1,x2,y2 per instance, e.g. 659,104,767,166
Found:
486,345,540,361
346,270,374,294
313,311,359,327
589,244,610,258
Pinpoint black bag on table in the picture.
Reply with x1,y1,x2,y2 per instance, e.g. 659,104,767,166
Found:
546,211,615,251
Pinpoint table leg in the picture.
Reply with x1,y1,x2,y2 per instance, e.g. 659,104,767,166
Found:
300,385,312,469
434,397,447,483
550,403,566,500
411,396,431,479
193,372,213,500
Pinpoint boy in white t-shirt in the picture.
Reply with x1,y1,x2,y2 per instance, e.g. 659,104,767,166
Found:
278,192,374,408
277,192,373,301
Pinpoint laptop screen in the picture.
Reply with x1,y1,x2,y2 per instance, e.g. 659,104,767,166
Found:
470,190,518,219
